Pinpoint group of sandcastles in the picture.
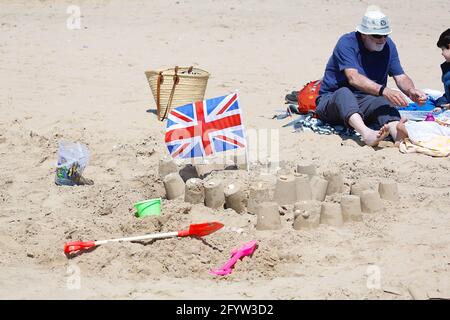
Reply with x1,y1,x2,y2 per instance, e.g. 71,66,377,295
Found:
159,155,399,231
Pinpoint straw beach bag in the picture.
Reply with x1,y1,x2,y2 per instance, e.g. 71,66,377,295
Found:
145,66,210,121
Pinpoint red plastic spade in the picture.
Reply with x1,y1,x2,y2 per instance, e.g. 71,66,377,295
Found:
64,221,224,254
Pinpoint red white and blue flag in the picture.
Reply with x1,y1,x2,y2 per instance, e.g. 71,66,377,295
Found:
165,93,246,159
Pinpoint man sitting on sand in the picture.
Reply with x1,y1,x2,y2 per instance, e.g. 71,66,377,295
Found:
315,5,427,146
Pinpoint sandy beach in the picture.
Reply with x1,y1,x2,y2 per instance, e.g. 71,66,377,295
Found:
1,0,449,299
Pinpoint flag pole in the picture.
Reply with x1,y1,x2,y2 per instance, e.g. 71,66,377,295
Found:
234,89,250,172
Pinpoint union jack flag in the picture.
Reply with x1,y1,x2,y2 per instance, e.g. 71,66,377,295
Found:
165,93,246,159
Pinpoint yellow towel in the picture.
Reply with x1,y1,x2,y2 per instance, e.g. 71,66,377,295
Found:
399,137,450,157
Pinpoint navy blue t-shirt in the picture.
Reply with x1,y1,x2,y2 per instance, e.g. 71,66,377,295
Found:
436,62,450,106
319,32,405,95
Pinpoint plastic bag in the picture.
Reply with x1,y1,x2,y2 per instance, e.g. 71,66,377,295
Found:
55,141,90,186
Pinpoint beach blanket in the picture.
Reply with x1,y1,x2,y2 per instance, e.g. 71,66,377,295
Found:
279,112,358,136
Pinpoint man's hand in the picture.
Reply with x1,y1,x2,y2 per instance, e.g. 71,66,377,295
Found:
393,74,427,106
407,88,427,105
382,87,408,107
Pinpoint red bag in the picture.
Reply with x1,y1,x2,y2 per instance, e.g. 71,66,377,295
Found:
297,80,321,114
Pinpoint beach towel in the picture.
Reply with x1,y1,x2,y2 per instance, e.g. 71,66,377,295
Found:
397,89,444,121
404,120,450,142
399,137,450,157
435,110,450,127
399,118,450,157
280,113,357,136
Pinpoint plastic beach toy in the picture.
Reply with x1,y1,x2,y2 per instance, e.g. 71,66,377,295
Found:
134,198,161,218
425,113,435,122
210,240,258,276
64,222,224,255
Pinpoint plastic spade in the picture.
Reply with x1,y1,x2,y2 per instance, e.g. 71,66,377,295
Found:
64,222,224,254
210,240,258,276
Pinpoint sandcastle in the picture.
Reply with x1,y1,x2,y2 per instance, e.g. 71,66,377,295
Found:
319,202,343,227
350,178,373,196
204,179,225,209
184,178,204,204
310,175,328,201
340,195,362,222
158,156,178,180
294,173,312,201
360,189,383,213
255,201,281,230
159,156,398,232
323,169,344,195
224,183,246,213
163,172,185,200
247,181,272,215
273,175,297,205
296,162,317,179
293,200,321,230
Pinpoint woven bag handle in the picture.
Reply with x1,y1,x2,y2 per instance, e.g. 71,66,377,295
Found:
160,66,181,121
156,71,164,119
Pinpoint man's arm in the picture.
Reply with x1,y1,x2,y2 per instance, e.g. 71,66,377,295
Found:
344,68,380,95
344,68,409,106
393,74,427,105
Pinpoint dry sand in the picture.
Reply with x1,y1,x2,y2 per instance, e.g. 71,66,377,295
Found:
1,0,449,299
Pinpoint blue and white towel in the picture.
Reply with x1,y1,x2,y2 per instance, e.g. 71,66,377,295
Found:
398,89,445,121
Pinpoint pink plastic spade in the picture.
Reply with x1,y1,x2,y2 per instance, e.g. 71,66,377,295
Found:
210,240,258,276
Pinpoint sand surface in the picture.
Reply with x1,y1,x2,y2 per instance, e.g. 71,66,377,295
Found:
1,0,449,299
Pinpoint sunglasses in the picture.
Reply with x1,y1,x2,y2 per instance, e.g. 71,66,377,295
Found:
370,34,388,39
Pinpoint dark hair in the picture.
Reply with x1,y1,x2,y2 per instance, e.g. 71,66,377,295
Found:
437,28,450,49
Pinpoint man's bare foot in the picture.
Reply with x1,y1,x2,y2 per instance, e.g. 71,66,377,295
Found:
395,118,408,146
362,124,390,146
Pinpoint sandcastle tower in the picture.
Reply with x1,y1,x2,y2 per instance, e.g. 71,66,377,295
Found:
184,178,204,204
204,179,225,208
247,181,272,215
293,200,321,230
294,173,312,201
158,155,178,180
360,190,383,213
273,175,297,205
340,195,362,222
310,175,328,202
163,172,185,200
323,169,344,195
224,183,246,213
256,202,281,230
319,202,344,227
296,162,317,180
350,178,373,196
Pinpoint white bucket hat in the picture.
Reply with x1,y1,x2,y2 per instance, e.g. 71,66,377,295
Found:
356,5,392,35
